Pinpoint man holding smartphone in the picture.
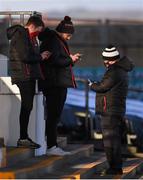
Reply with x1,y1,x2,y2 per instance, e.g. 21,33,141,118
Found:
7,16,50,148
38,16,81,155
88,45,134,175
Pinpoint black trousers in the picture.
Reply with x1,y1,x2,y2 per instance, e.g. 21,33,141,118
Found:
16,80,36,139
42,87,67,148
101,115,123,170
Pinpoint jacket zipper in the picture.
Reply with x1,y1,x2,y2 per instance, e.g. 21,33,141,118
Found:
39,65,45,80
103,96,107,112
25,64,30,76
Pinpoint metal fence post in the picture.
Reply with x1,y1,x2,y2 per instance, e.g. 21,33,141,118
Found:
85,79,90,139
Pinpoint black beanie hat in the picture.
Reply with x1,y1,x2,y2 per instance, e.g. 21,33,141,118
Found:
56,16,74,34
102,45,120,61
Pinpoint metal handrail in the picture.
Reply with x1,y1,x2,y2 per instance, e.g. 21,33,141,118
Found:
75,77,90,139
0,11,41,26
128,87,143,93
75,78,89,113
0,11,33,15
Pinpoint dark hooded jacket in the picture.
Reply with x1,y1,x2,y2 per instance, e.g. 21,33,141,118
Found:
7,25,43,84
38,28,76,89
90,57,134,116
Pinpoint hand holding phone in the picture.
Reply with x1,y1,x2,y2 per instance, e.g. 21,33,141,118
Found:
76,53,83,61
88,79,93,86
41,51,52,60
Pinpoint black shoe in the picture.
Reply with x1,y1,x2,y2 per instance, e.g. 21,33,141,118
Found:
102,168,123,175
17,138,41,149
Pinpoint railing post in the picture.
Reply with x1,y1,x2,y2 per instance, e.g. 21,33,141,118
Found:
35,92,46,156
75,77,90,140
20,14,24,25
85,79,90,139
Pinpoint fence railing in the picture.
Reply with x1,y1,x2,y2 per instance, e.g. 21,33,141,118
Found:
128,88,143,93
0,11,41,26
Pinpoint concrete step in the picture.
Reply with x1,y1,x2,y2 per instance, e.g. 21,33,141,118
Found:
6,147,35,166
0,144,94,179
39,152,107,179
38,152,107,179
93,157,143,179
5,136,67,167
122,158,143,179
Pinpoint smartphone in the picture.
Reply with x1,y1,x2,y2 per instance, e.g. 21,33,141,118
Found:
78,53,83,61
78,53,83,57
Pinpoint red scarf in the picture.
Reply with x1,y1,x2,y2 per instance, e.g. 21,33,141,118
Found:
29,31,40,40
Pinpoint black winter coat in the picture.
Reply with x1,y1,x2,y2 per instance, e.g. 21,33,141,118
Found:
7,25,43,84
90,57,134,116
38,28,76,90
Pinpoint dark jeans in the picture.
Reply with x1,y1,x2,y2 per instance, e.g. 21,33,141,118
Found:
16,80,36,139
101,115,123,170
42,87,67,148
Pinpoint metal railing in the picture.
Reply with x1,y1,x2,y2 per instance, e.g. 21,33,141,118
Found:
74,77,92,139
74,77,143,139
128,87,143,93
0,11,41,26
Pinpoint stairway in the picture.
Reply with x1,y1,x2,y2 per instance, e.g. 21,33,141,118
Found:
0,137,99,179
1,137,143,179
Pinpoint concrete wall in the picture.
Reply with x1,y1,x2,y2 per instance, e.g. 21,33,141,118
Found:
0,54,8,76
0,80,35,146
0,77,46,155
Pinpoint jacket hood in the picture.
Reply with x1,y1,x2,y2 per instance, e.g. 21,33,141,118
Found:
7,25,25,40
115,56,134,72
38,27,55,41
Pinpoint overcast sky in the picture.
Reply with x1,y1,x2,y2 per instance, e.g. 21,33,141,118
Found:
0,0,143,19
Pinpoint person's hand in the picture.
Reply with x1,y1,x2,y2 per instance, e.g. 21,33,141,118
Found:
88,79,93,87
70,53,82,63
41,51,52,60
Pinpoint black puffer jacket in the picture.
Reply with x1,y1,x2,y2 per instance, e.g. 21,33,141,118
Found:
91,57,134,116
38,28,76,89
7,25,42,84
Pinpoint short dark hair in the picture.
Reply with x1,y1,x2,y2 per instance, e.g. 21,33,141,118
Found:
26,16,44,28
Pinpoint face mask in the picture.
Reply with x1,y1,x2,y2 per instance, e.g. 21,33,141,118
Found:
29,31,40,39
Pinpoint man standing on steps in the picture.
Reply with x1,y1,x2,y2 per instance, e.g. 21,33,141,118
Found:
88,45,134,175
7,16,50,149
38,16,81,156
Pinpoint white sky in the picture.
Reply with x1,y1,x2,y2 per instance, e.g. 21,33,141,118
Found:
0,0,143,19
0,0,142,11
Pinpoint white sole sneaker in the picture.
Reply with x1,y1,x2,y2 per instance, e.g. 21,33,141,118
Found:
46,146,71,156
